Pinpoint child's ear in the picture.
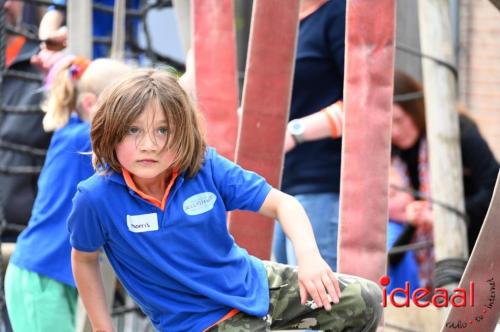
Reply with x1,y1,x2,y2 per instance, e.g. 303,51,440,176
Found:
80,93,98,119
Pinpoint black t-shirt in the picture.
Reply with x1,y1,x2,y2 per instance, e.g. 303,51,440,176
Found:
393,115,499,252
282,0,346,195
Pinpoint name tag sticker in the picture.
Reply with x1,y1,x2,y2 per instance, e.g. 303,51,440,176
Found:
183,192,217,216
126,213,159,233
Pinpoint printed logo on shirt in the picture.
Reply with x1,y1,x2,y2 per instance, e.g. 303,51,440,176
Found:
126,213,159,233
183,192,217,216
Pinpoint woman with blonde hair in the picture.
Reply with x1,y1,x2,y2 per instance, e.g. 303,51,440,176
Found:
5,57,131,332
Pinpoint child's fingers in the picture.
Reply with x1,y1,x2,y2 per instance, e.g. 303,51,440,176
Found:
305,280,323,309
299,282,307,305
322,273,340,304
315,279,332,311
329,270,342,300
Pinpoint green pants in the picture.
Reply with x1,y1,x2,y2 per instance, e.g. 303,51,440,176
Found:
4,263,78,332
209,261,382,332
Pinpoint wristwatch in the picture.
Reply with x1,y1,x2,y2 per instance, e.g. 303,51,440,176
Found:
287,119,306,145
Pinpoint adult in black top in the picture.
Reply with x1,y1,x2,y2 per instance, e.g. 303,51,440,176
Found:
391,70,499,254
273,0,346,270
1,3,52,241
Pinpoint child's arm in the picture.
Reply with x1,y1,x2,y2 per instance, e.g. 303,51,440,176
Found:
259,188,341,311
72,248,114,332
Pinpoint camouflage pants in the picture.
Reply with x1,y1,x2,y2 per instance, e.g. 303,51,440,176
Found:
208,261,382,332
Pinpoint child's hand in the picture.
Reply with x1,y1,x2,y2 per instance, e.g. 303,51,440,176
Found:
297,255,341,311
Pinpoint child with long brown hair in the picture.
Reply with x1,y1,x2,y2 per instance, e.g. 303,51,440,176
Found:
69,68,382,332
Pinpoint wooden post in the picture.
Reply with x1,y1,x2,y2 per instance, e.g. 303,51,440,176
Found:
110,0,126,60
441,172,500,331
172,0,191,57
418,0,468,268
69,2,96,331
67,0,92,58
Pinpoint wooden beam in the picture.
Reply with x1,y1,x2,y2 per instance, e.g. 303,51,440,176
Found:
418,0,468,274
110,0,126,60
172,0,191,57
67,0,92,58
441,172,500,331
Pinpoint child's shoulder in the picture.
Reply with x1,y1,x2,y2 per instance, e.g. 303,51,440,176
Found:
200,147,234,172
77,171,122,195
54,116,91,149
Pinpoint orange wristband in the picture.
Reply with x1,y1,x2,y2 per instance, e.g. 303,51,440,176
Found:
323,101,343,138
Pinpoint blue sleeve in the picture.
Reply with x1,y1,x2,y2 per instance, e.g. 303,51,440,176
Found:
48,0,65,11
75,130,95,181
210,150,272,212
68,187,105,252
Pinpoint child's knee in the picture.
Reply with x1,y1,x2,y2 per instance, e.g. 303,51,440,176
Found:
363,279,383,322
354,278,383,330
336,276,383,329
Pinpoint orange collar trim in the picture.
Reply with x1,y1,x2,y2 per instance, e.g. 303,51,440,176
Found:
299,0,328,20
122,169,178,210
203,309,239,332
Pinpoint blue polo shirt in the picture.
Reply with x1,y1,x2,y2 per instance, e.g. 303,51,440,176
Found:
68,148,272,331
10,115,93,286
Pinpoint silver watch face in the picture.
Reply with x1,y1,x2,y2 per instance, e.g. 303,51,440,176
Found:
289,120,305,136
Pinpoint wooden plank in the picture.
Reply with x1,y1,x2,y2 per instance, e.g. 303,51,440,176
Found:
418,9,467,329
172,0,191,56
228,0,299,260
441,172,500,332
418,0,468,263
70,2,93,330
67,0,92,58
193,0,239,160
337,0,395,283
110,0,126,60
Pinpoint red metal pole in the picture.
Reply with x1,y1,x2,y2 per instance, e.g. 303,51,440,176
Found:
193,0,239,160
228,0,300,260
337,0,395,282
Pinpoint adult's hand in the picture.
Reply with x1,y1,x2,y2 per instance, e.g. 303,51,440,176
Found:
406,200,433,231
30,45,66,76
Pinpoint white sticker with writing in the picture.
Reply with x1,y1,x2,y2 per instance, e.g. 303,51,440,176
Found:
126,213,159,233
183,192,217,216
